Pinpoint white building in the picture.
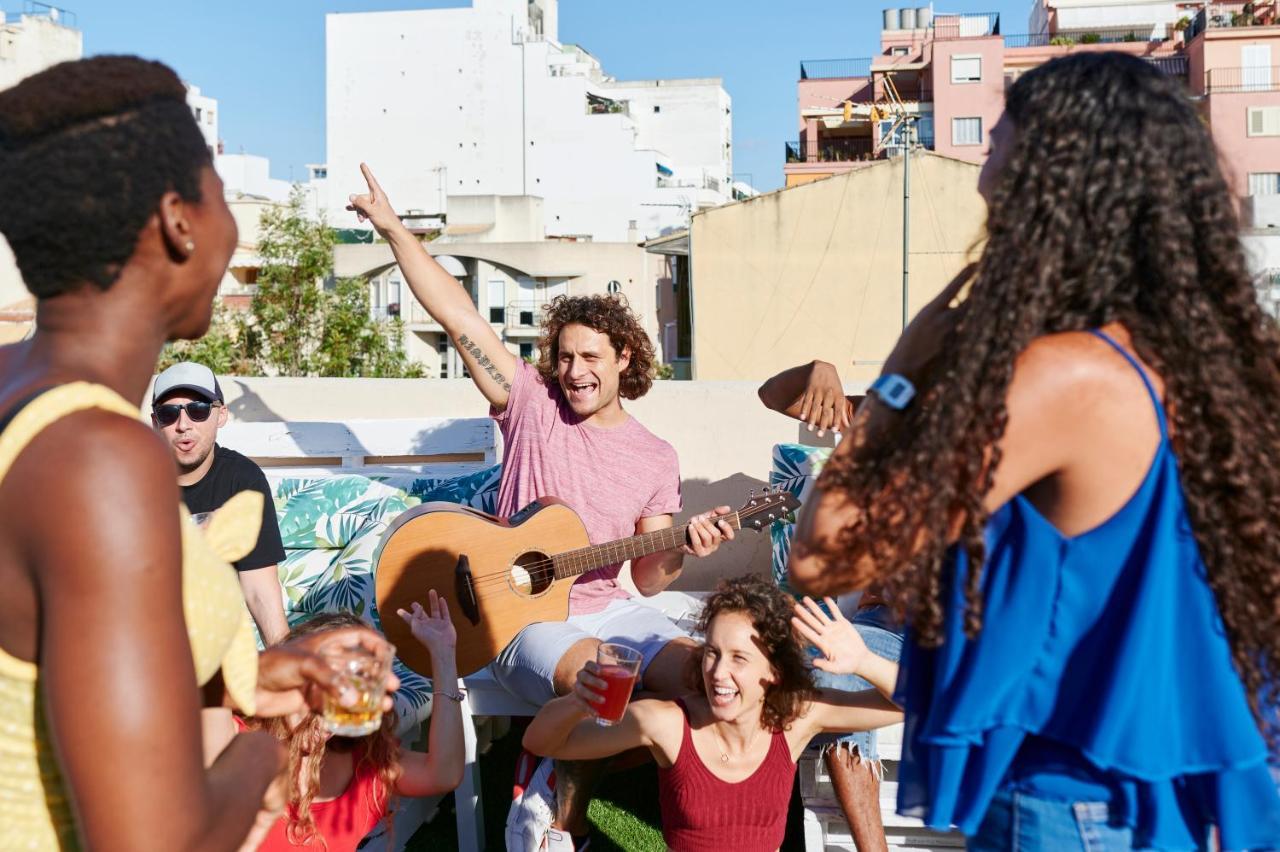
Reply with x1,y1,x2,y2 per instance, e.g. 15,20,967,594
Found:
185,84,219,159
0,3,80,92
322,0,734,242
0,3,81,325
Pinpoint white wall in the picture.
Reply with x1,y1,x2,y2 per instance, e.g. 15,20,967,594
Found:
1044,0,1178,34
0,10,81,91
217,153,293,203
323,0,732,242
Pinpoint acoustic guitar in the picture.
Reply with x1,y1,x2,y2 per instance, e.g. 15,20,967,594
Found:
374,489,801,678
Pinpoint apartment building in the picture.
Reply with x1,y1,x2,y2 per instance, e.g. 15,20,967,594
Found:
785,1,1280,294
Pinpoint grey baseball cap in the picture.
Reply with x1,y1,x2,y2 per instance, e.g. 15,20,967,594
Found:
152,362,224,404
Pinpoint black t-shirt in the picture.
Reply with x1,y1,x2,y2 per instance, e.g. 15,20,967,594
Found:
181,445,285,573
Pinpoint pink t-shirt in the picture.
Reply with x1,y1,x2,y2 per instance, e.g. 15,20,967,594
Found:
492,361,682,615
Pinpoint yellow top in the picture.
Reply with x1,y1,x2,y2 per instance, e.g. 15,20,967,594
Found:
0,382,260,849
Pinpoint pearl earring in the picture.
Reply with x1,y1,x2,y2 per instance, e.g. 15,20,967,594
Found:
185,241,196,252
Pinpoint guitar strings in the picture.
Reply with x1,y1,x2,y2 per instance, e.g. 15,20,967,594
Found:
443,507,776,594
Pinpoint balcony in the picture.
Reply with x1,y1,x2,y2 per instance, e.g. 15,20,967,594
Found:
785,137,876,164
1206,66,1280,93
931,11,1000,39
800,58,873,80
504,301,545,337
1003,26,1172,48
1185,6,1280,42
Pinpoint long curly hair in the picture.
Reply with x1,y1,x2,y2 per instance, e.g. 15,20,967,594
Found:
535,294,656,399
246,613,402,849
686,574,816,732
813,52,1280,739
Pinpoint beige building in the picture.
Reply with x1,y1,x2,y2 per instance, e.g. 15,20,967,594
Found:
335,194,665,379
682,152,984,383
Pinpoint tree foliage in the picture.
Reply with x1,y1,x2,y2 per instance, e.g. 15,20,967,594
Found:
158,186,423,378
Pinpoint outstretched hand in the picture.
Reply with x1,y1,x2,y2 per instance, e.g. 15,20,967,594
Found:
346,162,403,237
397,589,457,662
791,596,870,676
798,360,852,438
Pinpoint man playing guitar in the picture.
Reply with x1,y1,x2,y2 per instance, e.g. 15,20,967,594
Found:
348,165,733,851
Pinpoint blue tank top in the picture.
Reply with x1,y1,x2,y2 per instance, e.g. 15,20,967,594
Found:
894,331,1280,849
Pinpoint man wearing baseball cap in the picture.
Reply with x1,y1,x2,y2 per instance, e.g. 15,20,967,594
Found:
151,361,288,644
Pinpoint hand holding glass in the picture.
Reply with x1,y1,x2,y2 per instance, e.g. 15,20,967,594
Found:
585,643,641,726
320,640,395,736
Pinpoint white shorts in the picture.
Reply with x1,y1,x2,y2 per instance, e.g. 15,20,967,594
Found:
490,598,688,706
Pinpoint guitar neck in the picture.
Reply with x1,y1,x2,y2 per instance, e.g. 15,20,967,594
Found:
551,512,742,580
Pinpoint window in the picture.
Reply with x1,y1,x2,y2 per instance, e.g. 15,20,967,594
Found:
519,343,533,361
389,276,401,309
194,107,202,121
951,55,982,83
369,280,381,309
891,46,909,56
653,105,661,113
952,117,983,146
1249,173,1280,196
1248,107,1280,137
488,279,505,323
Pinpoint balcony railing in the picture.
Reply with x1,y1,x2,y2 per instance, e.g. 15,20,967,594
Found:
506,302,545,328
1186,6,1279,41
1147,55,1190,76
1207,66,1280,93
785,138,876,164
800,58,873,80
1003,26,1171,48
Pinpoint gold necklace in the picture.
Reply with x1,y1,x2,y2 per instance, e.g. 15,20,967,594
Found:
712,722,762,764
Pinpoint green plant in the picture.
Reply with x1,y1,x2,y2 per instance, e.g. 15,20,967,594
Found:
156,300,253,375
655,362,675,380
1175,15,1191,32
1049,35,1076,46
229,185,424,378
1080,32,1102,44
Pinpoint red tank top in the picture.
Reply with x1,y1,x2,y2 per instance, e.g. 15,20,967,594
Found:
254,746,386,852
657,700,797,852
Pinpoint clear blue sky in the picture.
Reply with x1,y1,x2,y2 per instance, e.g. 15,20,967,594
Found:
75,0,1034,191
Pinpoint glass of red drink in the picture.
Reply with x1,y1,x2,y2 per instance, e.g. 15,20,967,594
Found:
591,643,642,726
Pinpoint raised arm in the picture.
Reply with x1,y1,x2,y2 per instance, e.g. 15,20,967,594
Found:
348,163,517,409
792,596,898,700
757,360,858,438
394,592,465,797
25,413,283,850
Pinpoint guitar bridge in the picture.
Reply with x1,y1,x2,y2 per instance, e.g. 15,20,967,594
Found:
455,554,480,626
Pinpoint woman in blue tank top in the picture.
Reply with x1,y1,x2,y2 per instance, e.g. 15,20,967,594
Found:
788,52,1280,850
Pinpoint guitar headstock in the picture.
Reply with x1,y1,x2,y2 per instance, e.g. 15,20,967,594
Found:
736,487,803,532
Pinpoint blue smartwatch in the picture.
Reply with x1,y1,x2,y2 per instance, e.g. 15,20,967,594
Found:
869,373,916,410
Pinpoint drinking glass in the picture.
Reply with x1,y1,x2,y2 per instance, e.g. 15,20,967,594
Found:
320,640,395,736
590,643,642,726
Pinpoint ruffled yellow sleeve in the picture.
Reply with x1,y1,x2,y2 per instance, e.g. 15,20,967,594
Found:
181,490,264,716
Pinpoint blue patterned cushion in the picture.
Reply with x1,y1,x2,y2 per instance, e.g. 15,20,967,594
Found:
268,467,501,732
769,443,833,599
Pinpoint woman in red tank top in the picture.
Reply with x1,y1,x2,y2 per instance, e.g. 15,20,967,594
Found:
524,575,902,852
230,595,467,851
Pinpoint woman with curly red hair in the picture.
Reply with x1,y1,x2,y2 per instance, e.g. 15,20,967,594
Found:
523,574,902,852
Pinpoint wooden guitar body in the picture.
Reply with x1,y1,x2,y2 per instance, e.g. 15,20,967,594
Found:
374,499,590,678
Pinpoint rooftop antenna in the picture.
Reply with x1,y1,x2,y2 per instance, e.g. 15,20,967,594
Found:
873,74,918,330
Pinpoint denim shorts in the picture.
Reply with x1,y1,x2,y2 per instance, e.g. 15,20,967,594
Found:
809,605,904,764
491,597,687,705
970,789,1132,852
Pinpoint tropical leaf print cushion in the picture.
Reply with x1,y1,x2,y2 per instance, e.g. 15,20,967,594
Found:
769,443,833,599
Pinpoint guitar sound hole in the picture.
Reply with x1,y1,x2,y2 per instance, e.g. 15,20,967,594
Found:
508,551,554,598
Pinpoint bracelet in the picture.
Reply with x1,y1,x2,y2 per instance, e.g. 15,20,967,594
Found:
435,687,466,703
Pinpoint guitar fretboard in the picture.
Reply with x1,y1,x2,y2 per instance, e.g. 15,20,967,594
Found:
550,512,743,579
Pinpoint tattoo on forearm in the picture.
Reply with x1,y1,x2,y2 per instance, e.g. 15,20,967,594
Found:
457,334,512,391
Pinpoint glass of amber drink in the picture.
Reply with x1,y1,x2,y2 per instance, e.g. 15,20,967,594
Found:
320,640,394,736
591,643,642,726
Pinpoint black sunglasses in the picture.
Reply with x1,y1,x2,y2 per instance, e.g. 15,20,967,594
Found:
153,401,220,427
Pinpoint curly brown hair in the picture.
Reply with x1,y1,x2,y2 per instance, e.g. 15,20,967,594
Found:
813,52,1280,742
246,613,402,849
686,574,816,732
535,294,656,399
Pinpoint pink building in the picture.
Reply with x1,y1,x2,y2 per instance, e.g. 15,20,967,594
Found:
785,1,1279,224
